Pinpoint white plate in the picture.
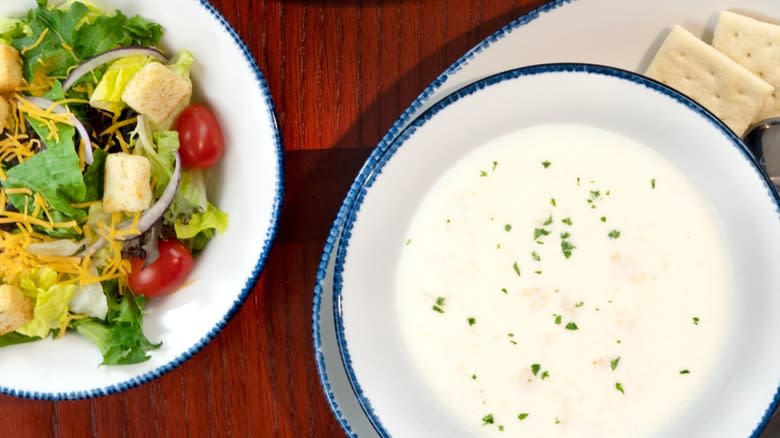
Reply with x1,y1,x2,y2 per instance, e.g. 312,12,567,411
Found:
312,0,780,436
0,0,283,398
336,65,780,437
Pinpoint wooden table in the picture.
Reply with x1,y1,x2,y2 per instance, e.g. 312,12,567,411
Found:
2,1,778,436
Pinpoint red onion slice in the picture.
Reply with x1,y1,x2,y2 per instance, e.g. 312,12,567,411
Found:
62,47,168,92
25,96,94,165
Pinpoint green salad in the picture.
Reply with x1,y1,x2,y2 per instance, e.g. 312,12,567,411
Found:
0,0,228,365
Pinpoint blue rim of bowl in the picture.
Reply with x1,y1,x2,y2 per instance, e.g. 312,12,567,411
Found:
0,0,285,401
331,63,780,437
310,1,576,435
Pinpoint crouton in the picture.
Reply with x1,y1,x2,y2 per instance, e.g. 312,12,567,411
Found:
122,62,192,128
0,43,23,94
0,96,10,132
103,153,153,213
0,284,32,336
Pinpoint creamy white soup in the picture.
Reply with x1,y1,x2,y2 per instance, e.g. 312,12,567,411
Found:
396,124,732,437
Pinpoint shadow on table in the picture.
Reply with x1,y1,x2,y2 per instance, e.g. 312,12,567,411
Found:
276,2,542,245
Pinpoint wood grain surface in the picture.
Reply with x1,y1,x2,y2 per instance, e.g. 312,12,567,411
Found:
2,1,779,437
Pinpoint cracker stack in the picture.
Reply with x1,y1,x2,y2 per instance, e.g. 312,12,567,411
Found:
645,12,780,137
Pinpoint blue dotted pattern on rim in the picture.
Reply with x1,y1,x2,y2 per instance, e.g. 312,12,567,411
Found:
310,1,575,435
0,0,285,401
331,63,780,438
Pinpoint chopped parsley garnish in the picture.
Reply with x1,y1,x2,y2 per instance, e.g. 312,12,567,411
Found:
560,231,570,239
575,301,584,308
534,270,542,275
541,371,550,380
471,374,477,380
432,296,446,313
406,238,412,246
508,333,514,337
518,413,529,421
550,198,557,207
554,314,562,325
590,190,601,200
617,339,622,344
513,262,521,277
577,177,581,186
498,425,504,432
608,229,621,239
565,322,578,331
600,216,607,222
611,357,621,371
467,317,476,326
504,224,512,232
480,170,488,177
531,251,541,261
555,418,561,425
561,240,576,258
482,414,495,425
446,218,451,224
510,340,518,345
501,288,508,295
543,215,553,226
496,243,502,249
615,382,625,394
693,316,700,325
533,228,551,240
542,161,551,168
531,363,541,376
680,369,690,375
492,161,498,171
562,217,573,226
651,178,656,189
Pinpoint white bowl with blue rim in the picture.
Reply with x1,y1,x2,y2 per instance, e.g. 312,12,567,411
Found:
0,0,282,399
332,63,780,437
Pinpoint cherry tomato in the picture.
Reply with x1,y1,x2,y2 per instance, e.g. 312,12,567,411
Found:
175,104,225,168
128,239,194,298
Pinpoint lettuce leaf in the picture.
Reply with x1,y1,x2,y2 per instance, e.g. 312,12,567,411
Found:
133,118,179,197
6,1,162,82
90,55,153,114
71,281,160,365
174,202,228,239
0,332,40,348
82,148,107,202
3,124,86,220
15,268,77,339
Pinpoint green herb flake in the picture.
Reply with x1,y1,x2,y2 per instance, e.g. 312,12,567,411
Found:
560,231,571,239
498,425,504,432
446,218,451,224
541,370,550,380
555,418,561,425
531,251,541,261
554,314,562,325
615,382,625,394
501,288,508,295
531,363,541,376
600,216,607,223
432,305,444,313
467,317,476,326
608,229,621,239
565,322,578,331
513,262,521,277
471,374,478,380
680,369,690,375
542,161,551,168
492,161,498,171
533,228,551,240
651,178,656,189
496,243,502,249
575,301,584,308
406,238,412,246
617,339,622,344
504,224,512,232
562,217,573,226
611,357,621,371
534,270,543,275
482,414,495,425
561,240,576,259
480,170,488,177
518,413,529,421
550,198,557,207
543,215,553,226
577,177,581,186
435,297,446,306
693,316,700,325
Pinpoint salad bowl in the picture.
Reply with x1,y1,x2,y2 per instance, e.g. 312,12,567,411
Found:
0,0,282,399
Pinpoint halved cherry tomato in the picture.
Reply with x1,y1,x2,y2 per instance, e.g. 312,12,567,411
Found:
128,239,194,298
175,104,225,168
